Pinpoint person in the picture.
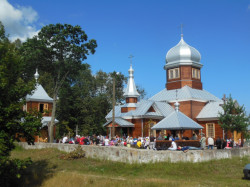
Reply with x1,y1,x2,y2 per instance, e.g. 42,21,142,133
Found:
149,134,155,149
216,137,222,149
208,137,214,149
178,146,201,153
169,134,173,141
164,135,168,140
238,139,242,147
168,139,177,151
225,141,232,149
200,134,206,150
191,133,197,140
157,134,163,140
62,136,68,144
137,140,142,148
104,136,109,146
175,135,179,140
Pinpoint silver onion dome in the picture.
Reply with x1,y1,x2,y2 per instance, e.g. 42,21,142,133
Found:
164,35,202,69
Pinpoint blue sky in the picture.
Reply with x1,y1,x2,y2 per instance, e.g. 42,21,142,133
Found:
2,0,250,114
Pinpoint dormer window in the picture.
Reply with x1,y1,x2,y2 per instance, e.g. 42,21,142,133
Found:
168,68,180,79
192,68,200,79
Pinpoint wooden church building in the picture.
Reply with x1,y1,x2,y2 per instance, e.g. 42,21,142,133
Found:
22,69,58,142
104,34,231,141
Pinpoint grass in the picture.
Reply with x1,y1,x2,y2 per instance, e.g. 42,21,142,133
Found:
11,145,250,187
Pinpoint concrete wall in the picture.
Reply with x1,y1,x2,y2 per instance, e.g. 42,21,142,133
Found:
17,142,250,164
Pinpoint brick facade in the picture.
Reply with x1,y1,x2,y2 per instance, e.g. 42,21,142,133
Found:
166,66,203,90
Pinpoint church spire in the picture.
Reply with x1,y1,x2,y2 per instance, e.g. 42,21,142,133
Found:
123,63,140,99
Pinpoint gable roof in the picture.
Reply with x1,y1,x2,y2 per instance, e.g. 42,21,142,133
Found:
105,100,174,120
196,101,224,120
149,85,221,102
152,110,204,130
103,118,134,127
26,84,53,103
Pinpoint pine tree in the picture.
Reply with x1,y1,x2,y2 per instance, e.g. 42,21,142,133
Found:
219,95,249,139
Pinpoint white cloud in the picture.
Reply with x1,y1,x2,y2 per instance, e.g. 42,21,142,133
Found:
0,0,40,42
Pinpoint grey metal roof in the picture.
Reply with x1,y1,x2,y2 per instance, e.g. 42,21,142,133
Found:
103,118,134,127
105,99,175,120
165,36,202,69
42,117,59,127
26,84,53,103
196,101,224,120
149,85,221,102
123,64,140,98
152,111,204,130
154,101,174,117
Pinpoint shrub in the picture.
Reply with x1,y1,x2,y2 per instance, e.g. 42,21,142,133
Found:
60,145,85,160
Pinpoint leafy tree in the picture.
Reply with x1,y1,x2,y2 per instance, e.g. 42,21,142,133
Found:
20,23,97,142
0,22,42,186
219,95,249,139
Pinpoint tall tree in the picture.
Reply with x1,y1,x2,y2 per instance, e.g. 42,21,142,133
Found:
20,24,97,142
56,69,127,137
219,95,249,139
0,22,42,186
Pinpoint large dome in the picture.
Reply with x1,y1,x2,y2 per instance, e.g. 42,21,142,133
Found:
165,36,202,69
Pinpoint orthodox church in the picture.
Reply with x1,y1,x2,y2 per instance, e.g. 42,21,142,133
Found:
104,34,230,140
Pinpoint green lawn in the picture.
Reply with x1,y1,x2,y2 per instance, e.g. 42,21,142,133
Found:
11,145,250,187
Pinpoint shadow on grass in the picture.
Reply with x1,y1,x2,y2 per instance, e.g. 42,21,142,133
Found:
19,159,57,187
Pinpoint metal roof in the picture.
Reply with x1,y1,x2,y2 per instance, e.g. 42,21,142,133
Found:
165,36,202,69
152,110,204,130
105,99,175,120
149,85,221,102
154,101,174,117
42,117,59,127
103,118,134,127
26,84,53,103
123,64,140,98
196,101,224,120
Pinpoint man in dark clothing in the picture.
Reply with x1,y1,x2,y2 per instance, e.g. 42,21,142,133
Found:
216,137,222,149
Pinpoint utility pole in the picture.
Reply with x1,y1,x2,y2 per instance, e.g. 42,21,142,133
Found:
112,75,116,139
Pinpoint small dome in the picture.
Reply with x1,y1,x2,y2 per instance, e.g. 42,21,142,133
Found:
165,36,202,68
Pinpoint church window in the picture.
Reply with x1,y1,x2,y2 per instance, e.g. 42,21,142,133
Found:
39,103,48,113
168,68,180,79
206,123,215,138
192,68,200,79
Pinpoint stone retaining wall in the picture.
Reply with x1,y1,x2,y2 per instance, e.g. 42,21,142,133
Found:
17,142,250,163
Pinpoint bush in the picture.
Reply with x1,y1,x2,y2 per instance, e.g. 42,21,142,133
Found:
60,145,85,160
0,158,32,187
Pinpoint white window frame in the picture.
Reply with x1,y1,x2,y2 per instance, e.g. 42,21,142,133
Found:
192,68,200,79
168,68,180,79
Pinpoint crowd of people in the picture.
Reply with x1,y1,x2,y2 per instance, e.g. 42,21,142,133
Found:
59,134,157,149
59,133,243,152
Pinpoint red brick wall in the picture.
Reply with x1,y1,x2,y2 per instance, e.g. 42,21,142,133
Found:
166,66,202,90
26,101,53,116
121,107,136,113
126,97,137,103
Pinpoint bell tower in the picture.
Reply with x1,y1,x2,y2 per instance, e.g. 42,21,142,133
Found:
121,63,140,113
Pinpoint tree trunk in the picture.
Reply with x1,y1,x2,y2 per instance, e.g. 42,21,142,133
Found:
49,94,57,143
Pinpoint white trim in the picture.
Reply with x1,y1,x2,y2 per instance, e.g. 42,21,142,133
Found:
168,99,208,103
196,117,219,121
